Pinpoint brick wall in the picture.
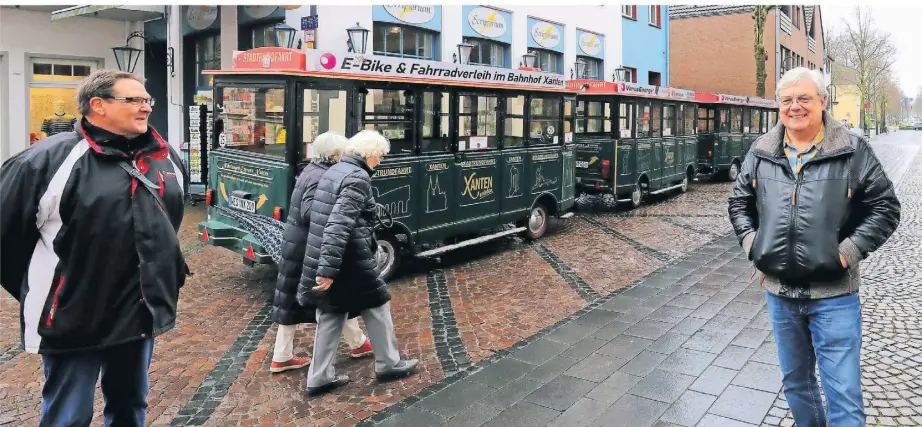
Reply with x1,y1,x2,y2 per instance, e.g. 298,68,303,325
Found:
669,13,760,97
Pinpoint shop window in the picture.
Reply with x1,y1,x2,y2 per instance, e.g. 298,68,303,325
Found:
458,95,498,151
361,89,414,156
219,87,286,157
505,95,526,148
463,37,506,68
421,91,451,153
575,100,610,134
195,34,221,88
373,23,437,60
251,22,282,48
29,59,97,142
533,49,561,75
32,62,92,82
663,104,676,137
529,97,561,145
577,56,603,80
649,71,662,87
730,107,743,133
301,89,348,160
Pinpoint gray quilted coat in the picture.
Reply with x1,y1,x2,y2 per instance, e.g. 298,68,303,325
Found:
295,154,391,314
271,161,330,325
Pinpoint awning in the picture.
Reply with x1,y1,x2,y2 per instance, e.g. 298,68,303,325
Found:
50,5,164,22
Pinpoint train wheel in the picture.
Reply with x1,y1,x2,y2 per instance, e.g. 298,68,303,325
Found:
376,236,401,282
728,162,740,182
680,175,689,193
630,183,643,209
524,204,549,240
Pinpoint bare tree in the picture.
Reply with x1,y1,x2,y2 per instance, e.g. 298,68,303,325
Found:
834,6,898,130
752,5,775,98
914,87,922,117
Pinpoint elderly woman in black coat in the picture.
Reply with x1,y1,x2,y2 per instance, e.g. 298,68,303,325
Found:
269,132,373,374
297,130,418,396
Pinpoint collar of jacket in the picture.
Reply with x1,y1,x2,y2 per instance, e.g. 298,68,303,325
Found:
340,153,375,175
76,118,167,159
752,111,854,162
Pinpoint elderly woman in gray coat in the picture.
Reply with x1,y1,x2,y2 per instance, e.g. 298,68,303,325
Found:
269,132,373,374
297,130,418,396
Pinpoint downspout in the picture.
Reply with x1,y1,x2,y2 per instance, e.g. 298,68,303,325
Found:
774,5,780,89
665,6,669,86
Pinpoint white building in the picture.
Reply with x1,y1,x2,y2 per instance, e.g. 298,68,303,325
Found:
1,5,623,175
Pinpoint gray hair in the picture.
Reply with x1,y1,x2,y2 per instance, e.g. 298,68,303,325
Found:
312,131,348,163
77,69,145,116
346,130,391,158
776,67,827,99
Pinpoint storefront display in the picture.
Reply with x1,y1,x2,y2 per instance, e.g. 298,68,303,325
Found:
30,88,80,143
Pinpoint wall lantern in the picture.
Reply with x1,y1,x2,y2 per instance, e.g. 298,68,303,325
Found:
112,31,174,77
346,22,369,54
274,22,297,49
612,66,627,82
456,42,474,65
521,51,537,69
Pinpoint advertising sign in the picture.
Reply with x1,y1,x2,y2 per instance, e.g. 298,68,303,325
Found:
577,30,604,58
531,21,561,49
373,5,441,32
465,6,509,40
718,94,749,105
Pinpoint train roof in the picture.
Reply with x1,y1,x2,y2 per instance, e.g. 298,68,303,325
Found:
203,47,573,93
565,79,778,109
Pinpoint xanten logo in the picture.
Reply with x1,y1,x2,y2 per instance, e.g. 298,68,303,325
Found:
462,172,494,200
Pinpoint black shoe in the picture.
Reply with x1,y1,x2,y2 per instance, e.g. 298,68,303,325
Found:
376,359,419,381
306,374,350,396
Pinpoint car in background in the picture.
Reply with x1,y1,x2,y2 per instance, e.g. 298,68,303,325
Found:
914,119,922,130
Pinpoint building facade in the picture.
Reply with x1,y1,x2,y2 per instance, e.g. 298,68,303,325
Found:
1,5,625,173
668,5,825,98
620,5,669,86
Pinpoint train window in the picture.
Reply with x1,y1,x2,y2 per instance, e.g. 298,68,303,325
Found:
685,104,697,134
362,88,414,155
718,109,730,133
769,111,778,129
697,108,709,133
421,91,451,154
529,97,561,145
749,108,762,134
730,107,743,133
458,95,499,150
505,95,526,148
635,101,651,138
663,104,676,137
219,87,287,157
564,99,574,136
575,100,608,134
619,102,634,138
762,110,770,132
302,89,348,160
651,101,662,138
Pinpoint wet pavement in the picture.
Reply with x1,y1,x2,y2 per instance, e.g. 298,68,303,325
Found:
0,130,920,426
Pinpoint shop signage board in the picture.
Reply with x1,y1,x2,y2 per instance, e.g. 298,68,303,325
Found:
564,80,696,102
577,31,603,57
383,5,436,24
466,7,509,39
225,48,567,91
747,97,779,109
531,21,562,49
718,94,749,105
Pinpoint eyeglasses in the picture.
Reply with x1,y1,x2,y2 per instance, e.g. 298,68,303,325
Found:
104,96,155,107
779,96,816,107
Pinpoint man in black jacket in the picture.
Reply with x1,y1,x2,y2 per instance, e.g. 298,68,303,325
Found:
1,69,188,426
729,67,900,427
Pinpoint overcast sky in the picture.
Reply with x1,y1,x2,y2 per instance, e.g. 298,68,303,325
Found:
821,4,922,97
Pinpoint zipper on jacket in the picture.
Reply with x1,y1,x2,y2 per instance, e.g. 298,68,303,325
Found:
787,164,805,270
46,275,65,326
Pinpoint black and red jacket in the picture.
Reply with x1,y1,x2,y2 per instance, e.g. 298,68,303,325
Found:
1,119,188,354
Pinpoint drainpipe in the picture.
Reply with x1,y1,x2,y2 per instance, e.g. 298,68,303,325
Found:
665,6,669,86
774,6,780,90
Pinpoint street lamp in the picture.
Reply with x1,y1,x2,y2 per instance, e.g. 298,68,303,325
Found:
575,59,587,79
346,22,369,54
274,23,297,49
612,66,627,82
521,51,537,69
456,42,474,65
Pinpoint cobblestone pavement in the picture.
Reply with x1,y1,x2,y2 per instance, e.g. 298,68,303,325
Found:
2,131,917,426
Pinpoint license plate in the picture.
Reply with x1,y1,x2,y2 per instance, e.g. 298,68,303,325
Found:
575,161,590,168
229,196,256,213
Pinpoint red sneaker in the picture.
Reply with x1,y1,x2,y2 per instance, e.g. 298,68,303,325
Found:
270,356,311,373
350,340,373,358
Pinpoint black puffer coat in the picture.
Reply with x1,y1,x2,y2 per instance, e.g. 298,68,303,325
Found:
296,154,390,314
271,161,331,325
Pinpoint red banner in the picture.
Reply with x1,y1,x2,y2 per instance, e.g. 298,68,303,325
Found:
231,47,306,71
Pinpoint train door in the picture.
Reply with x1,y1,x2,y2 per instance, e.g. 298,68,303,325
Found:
662,102,679,185
615,97,637,199
526,94,565,211
501,93,529,223
634,98,655,192
416,89,455,239
454,92,503,233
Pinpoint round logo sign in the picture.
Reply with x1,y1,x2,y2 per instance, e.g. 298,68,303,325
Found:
578,32,602,56
468,7,507,39
319,53,337,70
384,5,435,24
546,125,556,136
244,6,277,19
218,133,227,147
531,23,561,49
186,6,217,31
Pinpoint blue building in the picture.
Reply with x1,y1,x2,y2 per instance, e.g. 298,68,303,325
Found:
620,5,669,86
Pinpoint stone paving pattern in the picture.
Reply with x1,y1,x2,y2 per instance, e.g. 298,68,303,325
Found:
1,132,919,426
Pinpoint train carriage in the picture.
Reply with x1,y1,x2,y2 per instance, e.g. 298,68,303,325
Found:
196,47,577,280
695,93,778,181
566,80,699,208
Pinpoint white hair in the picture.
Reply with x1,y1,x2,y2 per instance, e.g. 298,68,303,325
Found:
776,67,828,99
312,131,348,163
346,129,391,158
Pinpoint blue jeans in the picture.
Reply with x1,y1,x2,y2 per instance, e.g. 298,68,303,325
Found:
40,338,154,427
765,292,864,427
